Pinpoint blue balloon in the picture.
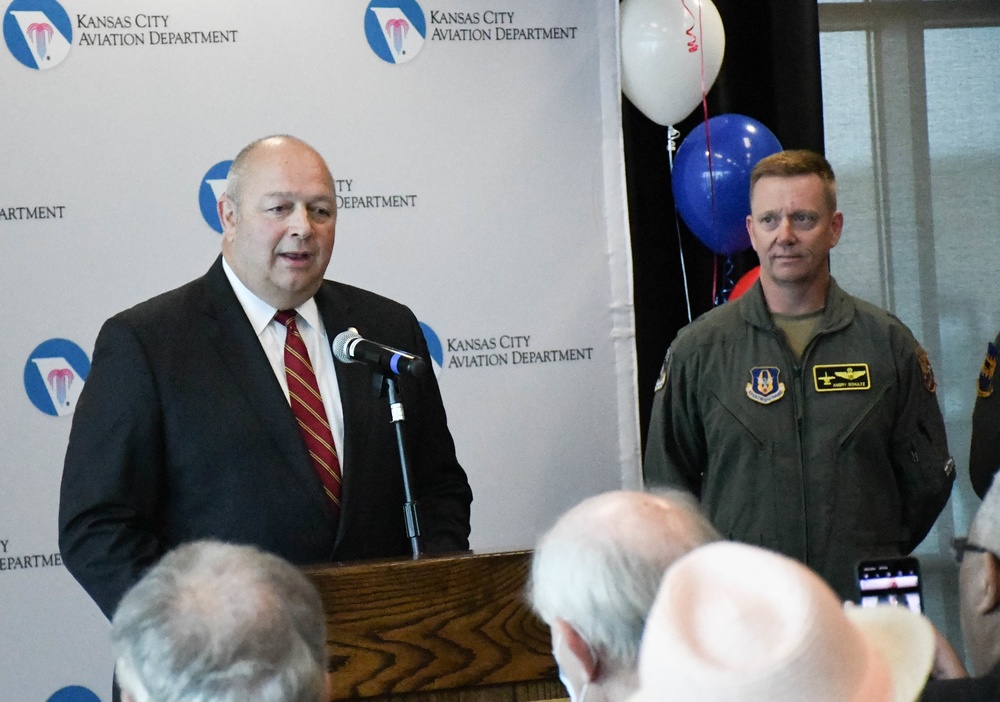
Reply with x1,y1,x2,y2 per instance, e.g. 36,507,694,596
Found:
671,114,783,255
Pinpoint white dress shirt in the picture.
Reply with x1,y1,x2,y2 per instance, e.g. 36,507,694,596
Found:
221,257,346,470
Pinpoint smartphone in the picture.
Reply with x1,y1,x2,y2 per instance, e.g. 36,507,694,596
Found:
856,556,922,613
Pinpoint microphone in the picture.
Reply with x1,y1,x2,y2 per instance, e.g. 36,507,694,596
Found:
332,327,427,378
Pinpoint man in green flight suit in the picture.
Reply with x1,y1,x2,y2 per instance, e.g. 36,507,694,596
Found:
644,150,956,599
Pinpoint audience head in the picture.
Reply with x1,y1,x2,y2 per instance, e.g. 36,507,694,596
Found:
631,541,934,702
959,475,1000,675
111,540,328,702
529,489,721,701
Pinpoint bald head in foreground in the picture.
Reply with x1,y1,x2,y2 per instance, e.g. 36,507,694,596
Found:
112,540,328,702
529,490,720,702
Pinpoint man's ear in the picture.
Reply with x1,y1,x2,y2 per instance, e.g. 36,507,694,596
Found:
746,214,760,252
553,618,599,682
218,195,237,240
981,553,1000,615
828,210,844,249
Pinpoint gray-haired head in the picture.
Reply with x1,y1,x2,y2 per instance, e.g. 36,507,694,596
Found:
529,489,720,671
960,476,1000,675
111,540,327,702
970,476,1000,553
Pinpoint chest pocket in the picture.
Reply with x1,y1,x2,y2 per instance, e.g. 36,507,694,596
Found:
702,388,781,548
707,388,767,448
833,382,892,447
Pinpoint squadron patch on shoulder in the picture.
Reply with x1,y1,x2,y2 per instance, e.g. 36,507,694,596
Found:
977,342,998,398
813,363,871,392
916,345,937,394
654,349,670,393
746,366,785,405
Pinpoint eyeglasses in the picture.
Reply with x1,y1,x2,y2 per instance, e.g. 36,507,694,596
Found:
952,536,994,564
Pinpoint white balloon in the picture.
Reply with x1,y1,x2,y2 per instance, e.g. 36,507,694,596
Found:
620,0,726,126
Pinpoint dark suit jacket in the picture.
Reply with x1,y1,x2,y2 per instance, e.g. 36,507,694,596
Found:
59,257,472,618
920,660,1000,702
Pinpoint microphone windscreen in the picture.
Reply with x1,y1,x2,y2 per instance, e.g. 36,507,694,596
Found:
332,328,361,364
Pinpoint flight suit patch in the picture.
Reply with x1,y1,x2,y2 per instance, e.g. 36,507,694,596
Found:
813,363,871,392
746,367,785,404
977,342,997,398
654,349,670,393
916,345,937,394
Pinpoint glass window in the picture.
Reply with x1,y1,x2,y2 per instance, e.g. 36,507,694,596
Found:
820,1,1000,661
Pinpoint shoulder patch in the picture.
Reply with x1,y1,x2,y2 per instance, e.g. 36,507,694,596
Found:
916,345,936,394
977,341,998,398
654,349,670,393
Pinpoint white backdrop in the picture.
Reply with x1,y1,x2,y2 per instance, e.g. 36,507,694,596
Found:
0,1,637,698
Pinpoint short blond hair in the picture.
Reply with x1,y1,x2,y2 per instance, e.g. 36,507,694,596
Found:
750,149,837,212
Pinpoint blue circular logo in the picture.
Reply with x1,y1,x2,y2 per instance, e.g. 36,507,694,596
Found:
364,0,426,64
419,321,443,375
3,0,73,70
199,160,233,234
47,686,101,702
24,338,90,417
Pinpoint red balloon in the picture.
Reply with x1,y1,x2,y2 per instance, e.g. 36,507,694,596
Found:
729,266,759,301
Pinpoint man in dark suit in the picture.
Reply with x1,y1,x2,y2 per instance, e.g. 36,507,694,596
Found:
59,135,473,619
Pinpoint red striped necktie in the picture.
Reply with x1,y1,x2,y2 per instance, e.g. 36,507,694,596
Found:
274,309,342,515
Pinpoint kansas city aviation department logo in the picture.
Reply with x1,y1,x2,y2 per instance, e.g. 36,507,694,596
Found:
3,0,72,69
200,160,233,234
47,686,101,702
24,338,90,416
365,0,425,64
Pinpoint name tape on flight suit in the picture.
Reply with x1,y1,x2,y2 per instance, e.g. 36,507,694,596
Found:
813,363,871,392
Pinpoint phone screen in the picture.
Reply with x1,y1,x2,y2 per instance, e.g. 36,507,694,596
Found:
856,557,922,613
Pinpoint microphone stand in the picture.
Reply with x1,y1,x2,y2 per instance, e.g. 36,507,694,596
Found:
372,371,421,558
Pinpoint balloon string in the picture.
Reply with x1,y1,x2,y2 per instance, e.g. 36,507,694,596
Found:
697,1,715,221
718,255,735,305
712,253,719,306
680,0,699,52
667,126,693,324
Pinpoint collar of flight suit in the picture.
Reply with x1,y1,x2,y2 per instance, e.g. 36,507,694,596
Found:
738,276,857,339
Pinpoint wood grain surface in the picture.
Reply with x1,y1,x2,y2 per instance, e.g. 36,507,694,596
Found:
304,550,563,701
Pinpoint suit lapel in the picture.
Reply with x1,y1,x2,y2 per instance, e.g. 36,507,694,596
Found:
315,281,379,546
198,258,333,519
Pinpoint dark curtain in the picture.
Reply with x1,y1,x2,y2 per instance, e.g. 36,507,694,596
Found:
625,0,826,451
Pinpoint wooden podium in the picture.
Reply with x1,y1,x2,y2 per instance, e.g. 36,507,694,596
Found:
304,550,566,702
